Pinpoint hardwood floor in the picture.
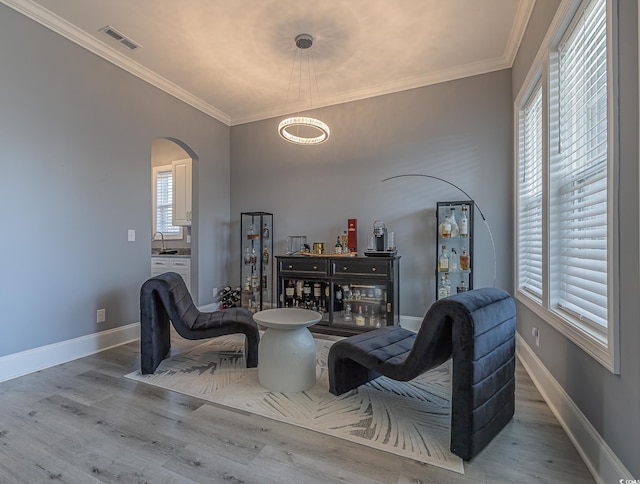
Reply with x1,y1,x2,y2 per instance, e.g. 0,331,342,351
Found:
0,335,595,483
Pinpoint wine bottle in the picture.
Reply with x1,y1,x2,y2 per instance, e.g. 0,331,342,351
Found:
285,279,295,306
335,236,342,254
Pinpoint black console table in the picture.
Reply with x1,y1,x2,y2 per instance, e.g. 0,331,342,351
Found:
276,255,400,336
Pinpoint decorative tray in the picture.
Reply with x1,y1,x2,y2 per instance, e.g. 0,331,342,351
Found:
363,250,397,257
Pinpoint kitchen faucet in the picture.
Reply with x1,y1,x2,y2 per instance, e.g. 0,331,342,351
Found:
152,231,166,251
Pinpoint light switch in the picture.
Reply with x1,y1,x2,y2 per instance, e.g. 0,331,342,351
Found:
128,229,135,242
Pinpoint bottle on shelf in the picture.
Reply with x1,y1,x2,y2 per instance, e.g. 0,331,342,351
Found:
438,245,449,272
342,230,349,253
460,205,469,238
344,303,352,321
450,248,458,271
355,306,365,327
250,247,257,264
448,208,459,238
460,248,470,271
244,275,250,292
244,247,252,265
335,236,342,254
303,280,311,302
334,285,343,311
262,223,270,239
247,223,255,240
457,280,468,293
262,247,269,265
439,215,452,238
438,275,448,300
285,280,295,306
444,273,451,297
313,281,322,301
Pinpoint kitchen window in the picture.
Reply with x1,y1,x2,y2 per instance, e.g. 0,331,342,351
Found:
152,165,182,240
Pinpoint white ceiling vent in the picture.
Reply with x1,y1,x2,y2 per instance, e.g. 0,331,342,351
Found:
99,25,141,51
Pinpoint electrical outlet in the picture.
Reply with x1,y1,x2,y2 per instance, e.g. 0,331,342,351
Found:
127,229,135,242
213,287,218,298
97,308,106,323
532,327,540,347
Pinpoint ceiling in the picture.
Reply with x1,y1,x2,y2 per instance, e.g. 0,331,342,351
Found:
3,0,534,126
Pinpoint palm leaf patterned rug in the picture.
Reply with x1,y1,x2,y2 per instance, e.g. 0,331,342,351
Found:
126,334,464,474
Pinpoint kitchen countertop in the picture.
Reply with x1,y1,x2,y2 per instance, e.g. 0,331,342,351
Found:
151,248,191,258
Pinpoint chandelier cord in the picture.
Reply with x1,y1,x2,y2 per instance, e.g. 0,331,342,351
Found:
381,173,497,288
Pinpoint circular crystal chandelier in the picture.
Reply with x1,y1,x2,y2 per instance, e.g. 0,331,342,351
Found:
278,34,330,145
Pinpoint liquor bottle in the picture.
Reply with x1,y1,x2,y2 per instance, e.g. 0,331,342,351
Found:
342,230,349,253
251,247,257,265
444,273,451,297
450,248,458,271
251,273,259,289
313,281,322,300
296,280,304,301
285,280,295,306
355,306,365,327
438,275,448,300
438,245,449,272
439,215,451,238
448,208,459,238
334,285,343,311
244,275,250,292
303,280,311,301
335,236,342,254
244,247,252,265
247,223,255,240
460,248,470,271
457,280,468,293
460,205,469,238
262,223,270,239
344,303,352,321
262,247,269,265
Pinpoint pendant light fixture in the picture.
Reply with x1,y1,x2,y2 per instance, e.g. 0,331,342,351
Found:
278,33,330,145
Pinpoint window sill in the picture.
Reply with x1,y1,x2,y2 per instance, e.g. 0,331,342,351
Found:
516,290,618,374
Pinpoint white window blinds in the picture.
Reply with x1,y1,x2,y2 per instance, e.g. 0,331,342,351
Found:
518,84,543,298
553,0,608,330
155,169,181,236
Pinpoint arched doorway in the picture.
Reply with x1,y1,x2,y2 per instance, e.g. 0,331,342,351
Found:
150,138,198,300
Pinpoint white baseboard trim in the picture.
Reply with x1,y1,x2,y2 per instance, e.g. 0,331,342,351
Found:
516,333,633,483
0,323,140,383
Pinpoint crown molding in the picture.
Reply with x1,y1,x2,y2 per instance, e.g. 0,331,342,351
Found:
504,0,536,64
1,0,231,125
230,55,512,126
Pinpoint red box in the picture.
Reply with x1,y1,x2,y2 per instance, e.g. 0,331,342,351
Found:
348,219,357,253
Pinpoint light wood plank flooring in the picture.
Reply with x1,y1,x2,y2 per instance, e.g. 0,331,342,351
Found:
0,335,595,483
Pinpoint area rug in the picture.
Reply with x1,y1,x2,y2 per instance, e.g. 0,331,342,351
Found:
125,335,464,474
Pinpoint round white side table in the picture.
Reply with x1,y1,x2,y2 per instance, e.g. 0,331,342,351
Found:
253,308,322,393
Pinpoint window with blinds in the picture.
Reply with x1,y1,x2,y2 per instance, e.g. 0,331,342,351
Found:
154,167,182,238
515,0,617,370
518,84,543,299
552,0,608,333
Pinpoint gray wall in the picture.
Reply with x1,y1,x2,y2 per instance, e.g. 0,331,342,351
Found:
512,0,640,476
230,69,514,317
0,5,231,357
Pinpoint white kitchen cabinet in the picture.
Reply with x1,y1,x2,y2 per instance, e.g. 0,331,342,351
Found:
172,158,192,226
151,257,191,293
